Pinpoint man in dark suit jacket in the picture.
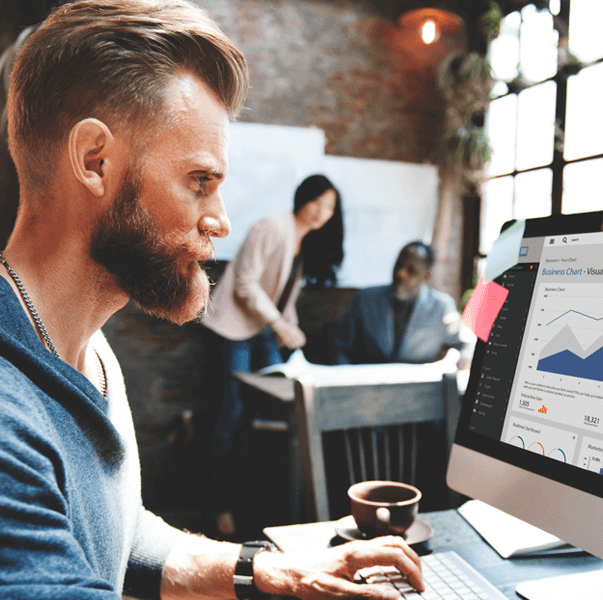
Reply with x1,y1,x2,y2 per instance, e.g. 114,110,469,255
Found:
329,241,473,366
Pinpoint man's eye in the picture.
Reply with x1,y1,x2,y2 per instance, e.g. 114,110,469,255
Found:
194,176,210,193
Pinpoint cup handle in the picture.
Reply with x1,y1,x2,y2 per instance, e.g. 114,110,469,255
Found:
375,507,391,536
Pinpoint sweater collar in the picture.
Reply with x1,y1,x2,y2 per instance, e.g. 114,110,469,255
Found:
0,276,108,406
0,276,49,356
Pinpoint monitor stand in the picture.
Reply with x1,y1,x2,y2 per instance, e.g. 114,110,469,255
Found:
516,567,603,600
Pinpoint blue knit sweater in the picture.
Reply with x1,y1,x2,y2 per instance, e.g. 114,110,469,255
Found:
0,278,187,599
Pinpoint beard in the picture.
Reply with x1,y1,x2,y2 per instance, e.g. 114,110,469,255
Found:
392,281,420,302
89,171,213,325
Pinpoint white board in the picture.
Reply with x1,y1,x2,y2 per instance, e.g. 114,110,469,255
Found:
317,155,438,287
216,122,439,288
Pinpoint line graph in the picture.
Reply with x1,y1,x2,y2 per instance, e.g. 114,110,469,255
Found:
514,282,603,386
546,310,603,327
538,304,603,382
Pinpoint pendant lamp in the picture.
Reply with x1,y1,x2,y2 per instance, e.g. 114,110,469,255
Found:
397,8,463,44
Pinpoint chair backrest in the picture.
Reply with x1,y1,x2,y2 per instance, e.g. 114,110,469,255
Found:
294,374,459,522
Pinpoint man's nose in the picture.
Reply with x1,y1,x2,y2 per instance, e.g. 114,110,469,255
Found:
199,193,231,238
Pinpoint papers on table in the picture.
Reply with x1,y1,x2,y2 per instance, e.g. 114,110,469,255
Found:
257,348,459,387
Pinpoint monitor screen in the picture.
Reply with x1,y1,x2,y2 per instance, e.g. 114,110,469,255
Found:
447,210,603,561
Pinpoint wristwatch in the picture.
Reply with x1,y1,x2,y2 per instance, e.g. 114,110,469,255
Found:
233,540,278,600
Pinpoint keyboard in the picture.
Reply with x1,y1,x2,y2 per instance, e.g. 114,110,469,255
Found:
356,550,507,599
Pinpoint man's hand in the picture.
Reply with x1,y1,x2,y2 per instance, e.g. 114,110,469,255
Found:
270,318,307,350
161,534,423,600
254,536,424,599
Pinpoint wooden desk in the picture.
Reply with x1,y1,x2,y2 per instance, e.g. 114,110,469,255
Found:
235,372,294,405
264,509,603,600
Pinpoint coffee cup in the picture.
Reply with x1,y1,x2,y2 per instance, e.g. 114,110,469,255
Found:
348,480,421,537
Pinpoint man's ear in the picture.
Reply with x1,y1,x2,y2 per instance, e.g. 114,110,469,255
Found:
68,118,115,198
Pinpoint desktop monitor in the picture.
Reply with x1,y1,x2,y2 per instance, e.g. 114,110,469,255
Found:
447,210,603,599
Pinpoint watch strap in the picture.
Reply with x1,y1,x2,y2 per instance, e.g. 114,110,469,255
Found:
234,540,276,600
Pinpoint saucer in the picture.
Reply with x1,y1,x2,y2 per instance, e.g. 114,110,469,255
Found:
334,515,434,545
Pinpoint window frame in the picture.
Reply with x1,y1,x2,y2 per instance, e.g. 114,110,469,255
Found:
481,1,603,254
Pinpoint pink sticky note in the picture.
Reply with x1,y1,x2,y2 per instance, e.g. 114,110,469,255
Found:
462,278,509,342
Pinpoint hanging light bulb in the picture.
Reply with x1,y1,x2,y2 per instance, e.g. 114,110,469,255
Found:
421,19,437,44
398,8,462,46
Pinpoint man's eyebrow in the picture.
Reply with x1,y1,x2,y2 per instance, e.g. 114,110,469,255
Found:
185,150,225,177
195,167,225,180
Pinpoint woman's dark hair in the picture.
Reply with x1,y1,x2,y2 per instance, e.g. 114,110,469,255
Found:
293,174,344,289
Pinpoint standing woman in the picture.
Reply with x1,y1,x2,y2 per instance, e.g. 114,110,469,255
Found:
203,174,344,535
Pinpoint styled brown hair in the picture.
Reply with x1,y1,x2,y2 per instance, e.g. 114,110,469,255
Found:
6,0,248,189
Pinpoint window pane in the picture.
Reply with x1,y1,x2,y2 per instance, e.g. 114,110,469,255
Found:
516,81,556,171
569,0,603,64
486,94,517,177
562,158,603,214
519,5,558,83
480,176,514,255
564,62,603,161
514,168,552,220
489,11,520,82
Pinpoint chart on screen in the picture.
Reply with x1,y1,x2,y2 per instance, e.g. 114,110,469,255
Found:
500,281,603,472
534,284,603,382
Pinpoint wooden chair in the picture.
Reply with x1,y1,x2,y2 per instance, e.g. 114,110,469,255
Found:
294,373,460,522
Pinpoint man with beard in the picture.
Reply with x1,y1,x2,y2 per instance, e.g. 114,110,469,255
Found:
329,242,473,367
0,1,423,599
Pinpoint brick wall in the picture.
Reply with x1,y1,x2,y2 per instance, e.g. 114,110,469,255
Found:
203,0,461,163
